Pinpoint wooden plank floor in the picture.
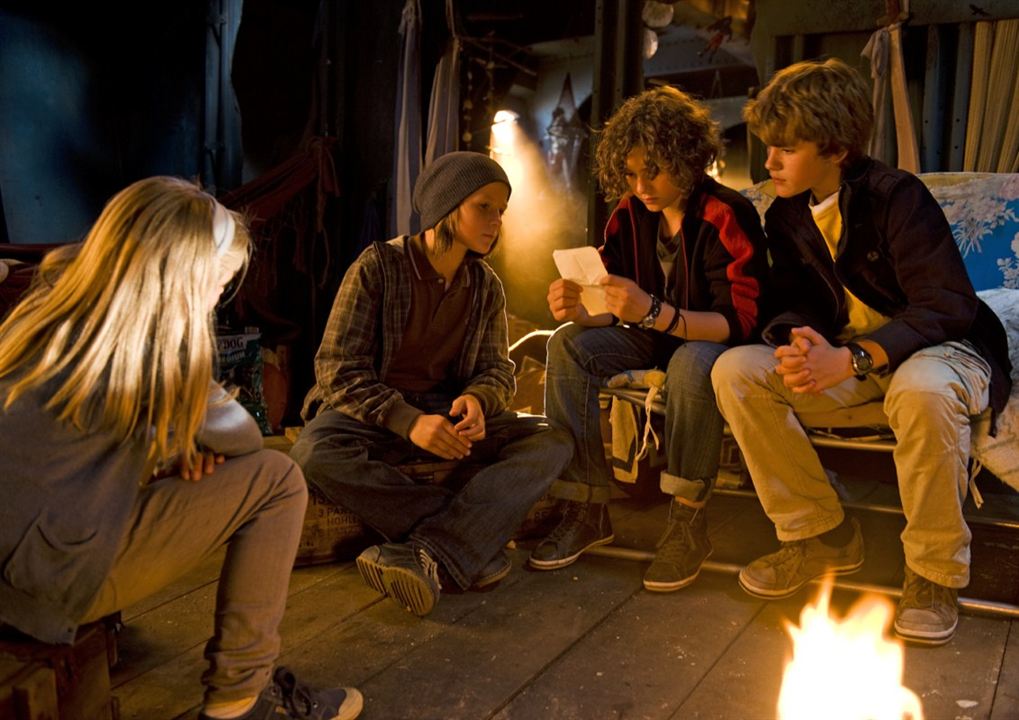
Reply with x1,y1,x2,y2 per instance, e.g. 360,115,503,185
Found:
110,452,1019,720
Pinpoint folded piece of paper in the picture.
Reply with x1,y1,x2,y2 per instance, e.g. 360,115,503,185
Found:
553,246,609,316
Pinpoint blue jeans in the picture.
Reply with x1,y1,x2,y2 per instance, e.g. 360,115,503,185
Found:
544,323,727,503
290,399,572,589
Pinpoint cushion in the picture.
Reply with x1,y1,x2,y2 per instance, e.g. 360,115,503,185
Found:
922,173,1019,291
972,288,1019,492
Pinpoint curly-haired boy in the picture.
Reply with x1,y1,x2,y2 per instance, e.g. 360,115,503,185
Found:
530,86,769,592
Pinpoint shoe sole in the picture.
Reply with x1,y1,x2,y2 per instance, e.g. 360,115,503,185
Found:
336,687,365,720
527,534,616,570
643,549,714,592
893,620,957,647
737,558,865,599
472,559,512,590
355,555,437,617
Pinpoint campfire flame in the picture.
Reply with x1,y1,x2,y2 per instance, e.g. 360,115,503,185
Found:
777,579,924,720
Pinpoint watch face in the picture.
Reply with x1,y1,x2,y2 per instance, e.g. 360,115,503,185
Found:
850,344,873,374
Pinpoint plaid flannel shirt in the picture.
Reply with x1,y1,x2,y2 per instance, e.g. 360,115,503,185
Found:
301,236,515,433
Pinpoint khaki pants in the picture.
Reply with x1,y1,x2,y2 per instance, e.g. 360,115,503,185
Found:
712,341,991,588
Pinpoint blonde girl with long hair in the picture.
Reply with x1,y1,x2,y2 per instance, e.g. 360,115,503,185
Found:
0,177,362,720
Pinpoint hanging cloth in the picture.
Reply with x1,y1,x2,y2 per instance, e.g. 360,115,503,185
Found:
392,0,423,236
861,0,919,173
424,0,461,166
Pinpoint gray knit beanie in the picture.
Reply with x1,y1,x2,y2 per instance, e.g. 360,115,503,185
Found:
413,151,512,231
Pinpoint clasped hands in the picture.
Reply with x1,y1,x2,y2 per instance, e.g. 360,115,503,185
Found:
774,326,854,393
547,275,653,324
408,393,485,460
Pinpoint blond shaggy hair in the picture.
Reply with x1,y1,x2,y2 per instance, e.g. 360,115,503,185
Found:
744,58,873,165
0,176,250,469
595,85,721,202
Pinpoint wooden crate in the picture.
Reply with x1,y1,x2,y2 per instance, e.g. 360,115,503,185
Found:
0,619,118,720
0,657,59,720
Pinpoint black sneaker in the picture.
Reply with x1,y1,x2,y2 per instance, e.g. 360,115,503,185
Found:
894,566,959,646
643,502,713,592
198,666,363,720
472,549,512,590
356,542,442,617
528,500,614,570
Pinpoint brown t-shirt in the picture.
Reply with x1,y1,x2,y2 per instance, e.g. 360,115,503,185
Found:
385,234,471,395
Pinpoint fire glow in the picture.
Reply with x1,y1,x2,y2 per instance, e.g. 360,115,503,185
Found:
778,580,924,720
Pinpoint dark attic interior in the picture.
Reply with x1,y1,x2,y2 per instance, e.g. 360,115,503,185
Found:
2,1,1019,719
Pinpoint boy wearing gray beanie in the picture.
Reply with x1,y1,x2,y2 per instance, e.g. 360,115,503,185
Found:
290,151,572,617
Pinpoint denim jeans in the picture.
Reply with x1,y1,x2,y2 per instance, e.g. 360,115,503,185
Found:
544,322,728,504
290,398,572,589
82,450,307,706
712,341,991,588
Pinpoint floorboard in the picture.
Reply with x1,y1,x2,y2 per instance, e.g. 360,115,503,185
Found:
108,454,1019,720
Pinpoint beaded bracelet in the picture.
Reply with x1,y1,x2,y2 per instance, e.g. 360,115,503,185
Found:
639,294,662,329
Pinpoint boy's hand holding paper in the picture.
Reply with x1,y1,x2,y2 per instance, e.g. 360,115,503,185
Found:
552,246,610,316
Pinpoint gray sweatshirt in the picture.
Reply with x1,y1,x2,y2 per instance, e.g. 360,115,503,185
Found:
0,380,261,644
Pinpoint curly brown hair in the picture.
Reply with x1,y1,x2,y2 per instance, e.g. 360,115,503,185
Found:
744,58,873,166
594,85,721,202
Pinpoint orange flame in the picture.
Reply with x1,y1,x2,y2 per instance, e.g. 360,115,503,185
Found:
778,579,924,720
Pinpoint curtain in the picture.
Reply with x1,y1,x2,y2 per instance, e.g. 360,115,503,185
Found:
392,0,422,236
965,19,1019,172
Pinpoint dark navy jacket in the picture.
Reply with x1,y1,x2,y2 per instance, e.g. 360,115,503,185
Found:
762,157,1012,417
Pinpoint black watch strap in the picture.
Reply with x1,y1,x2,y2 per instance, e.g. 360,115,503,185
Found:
846,342,874,380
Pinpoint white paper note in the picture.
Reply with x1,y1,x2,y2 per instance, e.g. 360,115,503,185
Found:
552,246,609,316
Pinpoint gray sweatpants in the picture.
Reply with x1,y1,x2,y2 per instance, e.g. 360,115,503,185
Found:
82,449,307,705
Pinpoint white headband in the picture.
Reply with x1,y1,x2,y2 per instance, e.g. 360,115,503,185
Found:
212,202,236,256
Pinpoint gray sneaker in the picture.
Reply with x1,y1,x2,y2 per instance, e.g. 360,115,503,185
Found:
643,502,712,592
356,542,442,617
894,566,958,646
738,517,864,598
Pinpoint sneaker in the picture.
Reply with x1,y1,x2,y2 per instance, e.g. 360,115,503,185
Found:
472,549,512,590
356,542,442,617
198,666,363,720
643,502,713,592
894,566,959,646
528,500,614,570
738,517,864,599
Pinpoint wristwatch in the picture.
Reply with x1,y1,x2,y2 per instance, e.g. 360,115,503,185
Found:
845,342,874,380
639,294,662,329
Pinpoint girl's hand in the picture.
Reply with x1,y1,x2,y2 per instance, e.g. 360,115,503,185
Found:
600,275,651,324
180,451,225,481
547,278,590,323
409,414,472,460
450,394,486,441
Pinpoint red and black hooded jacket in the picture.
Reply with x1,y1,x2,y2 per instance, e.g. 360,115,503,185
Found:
599,176,768,344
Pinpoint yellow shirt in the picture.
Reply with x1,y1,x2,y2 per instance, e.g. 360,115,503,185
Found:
810,192,889,341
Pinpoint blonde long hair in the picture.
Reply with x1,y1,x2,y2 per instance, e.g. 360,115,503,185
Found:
0,176,250,468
